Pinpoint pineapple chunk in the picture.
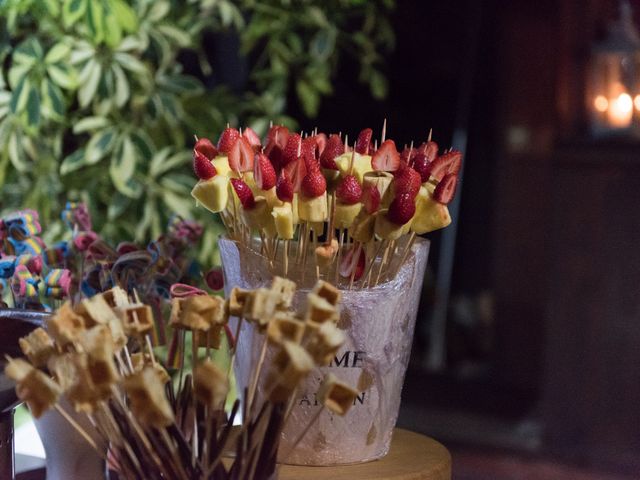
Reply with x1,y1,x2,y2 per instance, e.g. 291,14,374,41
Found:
349,210,376,243
363,172,393,207
411,186,451,234
272,203,295,239
334,152,372,183
298,192,327,223
212,156,231,177
191,176,229,213
242,197,276,235
375,212,407,240
334,202,362,229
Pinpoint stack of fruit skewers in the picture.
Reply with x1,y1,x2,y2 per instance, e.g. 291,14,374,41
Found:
191,122,461,288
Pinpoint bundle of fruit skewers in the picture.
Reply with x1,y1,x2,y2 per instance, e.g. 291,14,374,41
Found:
191,122,461,288
6,277,357,480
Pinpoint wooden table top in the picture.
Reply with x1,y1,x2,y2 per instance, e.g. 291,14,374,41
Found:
278,429,451,480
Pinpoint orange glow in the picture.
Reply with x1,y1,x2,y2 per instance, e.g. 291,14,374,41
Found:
607,93,633,128
634,95,640,111
594,95,609,112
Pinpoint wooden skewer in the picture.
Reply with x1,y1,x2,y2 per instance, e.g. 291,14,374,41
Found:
374,239,391,286
248,334,269,412
54,404,105,456
280,406,325,461
381,118,387,143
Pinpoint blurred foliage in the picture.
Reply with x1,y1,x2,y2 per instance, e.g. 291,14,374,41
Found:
0,0,394,262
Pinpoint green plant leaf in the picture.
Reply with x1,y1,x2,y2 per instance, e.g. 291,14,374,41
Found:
130,130,154,159
110,134,136,184
9,77,30,114
107,192,131,219
157,74,203,95
47,62,78,90
86,0,105,44
112,64,129,107
369,69,387,99
72,116,110,133
110,0,138,33
147,1,170,22
150,149,189,177
310,29,336,61
295,79,319,117
156,25,191,47
162,190,193,219
0,118,12,148
24,84,40,129
60,148,86,175
63,0,87,28
45,43,72,65
116,36,143,53
13,38,43,66
41,79,65,121
7,63,31,90
113,52,147,75
8,130,28,172
85,128,116,164
103,7,123,48
78,60,102,107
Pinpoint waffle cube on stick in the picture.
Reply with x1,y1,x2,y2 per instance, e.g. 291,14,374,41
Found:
5,358,61,418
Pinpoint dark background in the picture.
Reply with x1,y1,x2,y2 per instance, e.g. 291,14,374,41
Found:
297,0,640,477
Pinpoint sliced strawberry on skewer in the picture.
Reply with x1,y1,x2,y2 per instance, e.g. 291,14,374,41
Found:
284,156,308,192
228,137,254,173
355,128,373,155
314,133,327,158
362,184,381,214
301,136,319,159
282,133,302,167
336,175,362,205
301,169,326,198
387,193,416,225
433,173,458,205
400,147,415,165
230,178,256,209
339,244,366,280
417,141,438,162
193,150,217,180
319,134,344,170
194,137,217,160
254,153,277,190
242,127,262,151
393,166,421,197
265,125,289,168
424,149,462,181
371,139,400,172
217,127,240,154
276,171,294,202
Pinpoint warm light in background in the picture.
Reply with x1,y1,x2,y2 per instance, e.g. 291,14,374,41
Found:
633,94,640,111
607,92,633,128
594,95,609,112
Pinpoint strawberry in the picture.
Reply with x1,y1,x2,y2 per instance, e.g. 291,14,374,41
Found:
433,173,458,205
228,137,254,173
393,166,421,197
276,171,294,202
282,133,302,167
242,127,262,151
400,147,415,165
284,156,308,192
314,133,327,158
424,150,462,181
193,150,217,180
265,125,289,169
194,137,217,160
217,127,240,154
371,139,400,172
355,128,373,155
387,193,416,225
301,136,319,159
205,267,224,291
362,184,381,214
412,153,431,183
336,175,362,205
417,141,438,162
319,134,344,170
339,244,365,280
254,153,277,190
230,178,256,209
301,170,326,198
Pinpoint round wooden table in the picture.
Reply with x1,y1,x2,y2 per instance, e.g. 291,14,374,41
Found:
278,429,451,480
